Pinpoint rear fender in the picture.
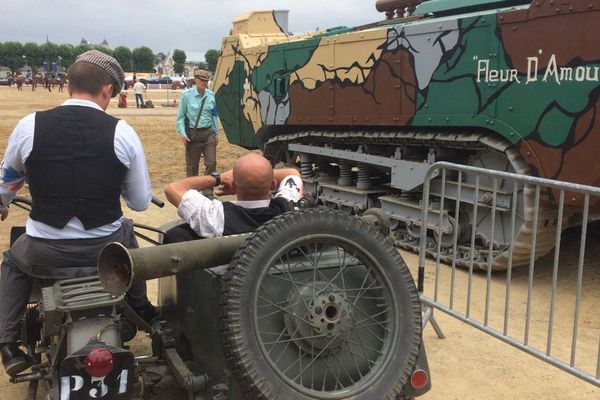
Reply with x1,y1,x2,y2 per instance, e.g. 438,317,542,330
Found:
399,344,432,398
59,340,134,400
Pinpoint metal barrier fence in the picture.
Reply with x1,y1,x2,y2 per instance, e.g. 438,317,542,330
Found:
418,162,600,387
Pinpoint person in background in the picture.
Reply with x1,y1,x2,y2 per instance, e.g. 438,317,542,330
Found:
118,91,128,108
133,79,145,108
44,74,51,92
163,153,302,242
175,69,219,196
0,50,157,376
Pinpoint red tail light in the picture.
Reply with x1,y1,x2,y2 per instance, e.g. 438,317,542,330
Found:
84,347,114,377
410,369,428,389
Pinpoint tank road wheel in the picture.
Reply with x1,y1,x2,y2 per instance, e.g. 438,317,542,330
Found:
220,208,422,400
462,146,557,269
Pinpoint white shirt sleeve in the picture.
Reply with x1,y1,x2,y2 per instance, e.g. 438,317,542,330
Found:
0,113,35,207
177,190,225,237
114,120,152,211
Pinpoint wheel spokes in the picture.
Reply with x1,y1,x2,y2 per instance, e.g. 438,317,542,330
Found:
255,240,394,394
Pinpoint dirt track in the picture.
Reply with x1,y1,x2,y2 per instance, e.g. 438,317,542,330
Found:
0,87,599,399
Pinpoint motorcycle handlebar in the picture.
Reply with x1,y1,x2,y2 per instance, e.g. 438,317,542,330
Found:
11,196,165,209
151,196,164,208
11,196,32,207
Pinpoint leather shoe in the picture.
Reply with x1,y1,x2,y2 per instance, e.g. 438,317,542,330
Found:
1,343,32,376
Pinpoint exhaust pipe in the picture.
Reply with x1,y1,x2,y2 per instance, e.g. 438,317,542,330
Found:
97,212,392,297
98,234,248,296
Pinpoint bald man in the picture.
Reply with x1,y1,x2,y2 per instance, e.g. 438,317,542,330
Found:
163,154,302,242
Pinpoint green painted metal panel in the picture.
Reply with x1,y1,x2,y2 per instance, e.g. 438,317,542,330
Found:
495,71,600,147
410,12,600,148
215,61,257,149
266,37,321,52
250,38,320,100
216,38,320,148
411,13,600,147
312,26,353,39
414,17,505,137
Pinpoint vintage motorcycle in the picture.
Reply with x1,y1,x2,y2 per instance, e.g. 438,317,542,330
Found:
7,196,165,400
8,196,432,400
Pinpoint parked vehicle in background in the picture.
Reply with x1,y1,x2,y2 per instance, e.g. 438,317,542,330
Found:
0,73,12,86
158,77,172,85
124,76,149,90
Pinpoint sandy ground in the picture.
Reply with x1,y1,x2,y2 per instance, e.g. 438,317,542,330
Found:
0,87,599,399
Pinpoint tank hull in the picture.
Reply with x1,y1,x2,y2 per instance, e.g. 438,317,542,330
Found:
213,4,600,268
214,3,600,196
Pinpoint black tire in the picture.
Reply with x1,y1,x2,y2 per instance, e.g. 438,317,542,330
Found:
220,208,422,400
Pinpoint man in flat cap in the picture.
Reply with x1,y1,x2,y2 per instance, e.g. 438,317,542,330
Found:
176,69,220,197
0,50,157,375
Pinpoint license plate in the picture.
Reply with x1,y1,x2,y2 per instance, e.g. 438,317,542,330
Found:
60,344,134,400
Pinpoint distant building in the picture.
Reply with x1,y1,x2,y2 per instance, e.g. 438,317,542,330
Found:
159,51,205,77
80,38,112,50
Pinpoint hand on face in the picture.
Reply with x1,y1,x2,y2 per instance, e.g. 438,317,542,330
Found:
214,169,234,196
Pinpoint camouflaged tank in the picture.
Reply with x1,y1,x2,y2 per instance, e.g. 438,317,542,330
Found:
213,0,600,270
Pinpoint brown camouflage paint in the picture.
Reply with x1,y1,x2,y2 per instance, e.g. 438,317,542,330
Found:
288,50,416,125
500,2,600,201
499,2,600,73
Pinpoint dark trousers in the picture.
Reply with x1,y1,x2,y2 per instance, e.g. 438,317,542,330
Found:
0,220,149,343
185,135,217,196
135,94,144,108
163,223,201,244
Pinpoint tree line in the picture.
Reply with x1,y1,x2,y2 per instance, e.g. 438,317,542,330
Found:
0,41,221,75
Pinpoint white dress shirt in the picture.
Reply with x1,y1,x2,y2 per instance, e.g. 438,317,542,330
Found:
133,81,145,94
0,99,152,239
177,175,303,238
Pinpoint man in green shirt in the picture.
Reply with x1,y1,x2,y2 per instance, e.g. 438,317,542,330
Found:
176,69,219,196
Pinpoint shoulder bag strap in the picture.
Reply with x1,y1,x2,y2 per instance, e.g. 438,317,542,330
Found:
192,97,207,130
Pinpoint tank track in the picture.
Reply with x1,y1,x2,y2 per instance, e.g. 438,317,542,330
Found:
266,129,559,270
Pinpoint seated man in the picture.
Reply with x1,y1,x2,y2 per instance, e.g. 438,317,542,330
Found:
0,50,157,375
163,153,302,242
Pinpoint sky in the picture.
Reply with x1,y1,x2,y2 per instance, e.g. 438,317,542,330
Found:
1,1,383,57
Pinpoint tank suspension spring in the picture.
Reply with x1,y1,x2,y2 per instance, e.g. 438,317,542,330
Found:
317,161,337,183
338,160,353,186
300,154,313,179
356,164,372,190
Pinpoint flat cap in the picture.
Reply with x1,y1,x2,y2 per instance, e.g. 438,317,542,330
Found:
75,50,124,97
194,69,210,81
